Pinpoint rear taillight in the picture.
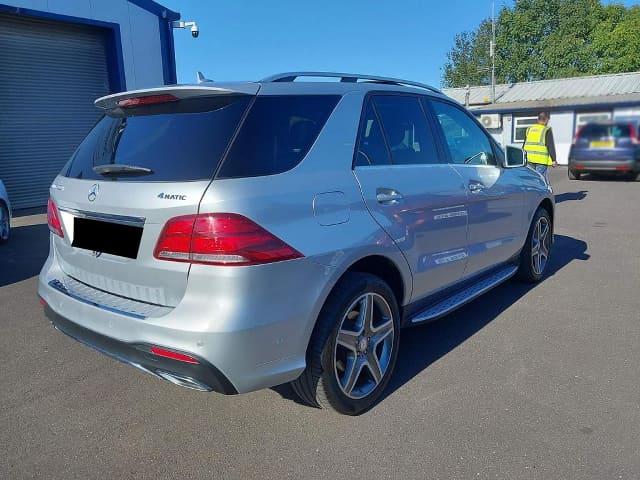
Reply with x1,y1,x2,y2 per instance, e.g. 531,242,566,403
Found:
629,123,639,145
47,198,64,238
154,213,303,266
572,125,585,145
117,94,178,108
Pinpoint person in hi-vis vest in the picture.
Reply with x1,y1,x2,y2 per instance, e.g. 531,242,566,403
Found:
523,111,557,181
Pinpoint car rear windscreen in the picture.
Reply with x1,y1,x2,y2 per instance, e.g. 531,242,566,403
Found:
216,95,341,178
579,124,632,140
63,96,252,182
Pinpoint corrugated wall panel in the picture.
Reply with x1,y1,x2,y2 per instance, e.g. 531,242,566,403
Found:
0,13,112,209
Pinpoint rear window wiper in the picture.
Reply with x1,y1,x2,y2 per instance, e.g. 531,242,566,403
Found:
93,164,153,176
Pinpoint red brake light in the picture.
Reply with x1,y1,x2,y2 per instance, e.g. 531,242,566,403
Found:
117,94,178,108
573,125,585,145
47,198,64,237
149,347,199,364
629,123,639,145
154,213,304,266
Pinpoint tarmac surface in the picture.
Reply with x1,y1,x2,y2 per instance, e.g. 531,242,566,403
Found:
1,168,639,479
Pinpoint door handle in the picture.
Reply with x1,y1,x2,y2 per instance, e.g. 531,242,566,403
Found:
468,181,485,193
376,188,404,205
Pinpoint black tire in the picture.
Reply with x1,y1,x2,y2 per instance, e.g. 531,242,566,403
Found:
627,172,639,182
0,202,10,244
517,207,552,283
291,272,400,415
568,169,580,180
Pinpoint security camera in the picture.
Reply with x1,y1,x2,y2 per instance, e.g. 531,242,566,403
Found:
171,21,199,39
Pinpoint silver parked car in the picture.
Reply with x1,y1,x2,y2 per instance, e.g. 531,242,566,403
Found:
0,179,11,243
39,72,554,415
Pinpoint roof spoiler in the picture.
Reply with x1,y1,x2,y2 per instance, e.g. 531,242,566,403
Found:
95,84,259,110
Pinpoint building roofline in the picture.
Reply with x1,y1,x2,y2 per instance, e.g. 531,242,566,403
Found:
127,0,180,21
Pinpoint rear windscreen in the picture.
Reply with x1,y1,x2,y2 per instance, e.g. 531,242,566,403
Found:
580,124,631,139
216,95,341,178
63,96,252,182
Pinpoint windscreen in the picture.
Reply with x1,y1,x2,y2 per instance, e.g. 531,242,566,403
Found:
63,96,252,182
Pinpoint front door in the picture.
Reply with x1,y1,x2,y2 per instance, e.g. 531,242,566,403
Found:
426,99,524,277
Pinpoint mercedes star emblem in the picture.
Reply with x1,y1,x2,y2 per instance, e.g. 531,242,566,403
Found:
88,184,100,202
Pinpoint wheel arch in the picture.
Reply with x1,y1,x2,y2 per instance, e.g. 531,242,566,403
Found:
344,254,407,308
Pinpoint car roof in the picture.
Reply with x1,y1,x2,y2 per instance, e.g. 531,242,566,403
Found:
95,72,453,109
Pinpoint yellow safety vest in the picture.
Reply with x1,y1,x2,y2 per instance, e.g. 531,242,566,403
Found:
524,124,553,166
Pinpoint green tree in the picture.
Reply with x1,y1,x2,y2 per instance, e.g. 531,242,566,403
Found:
442,19,493,88
441,0,640,88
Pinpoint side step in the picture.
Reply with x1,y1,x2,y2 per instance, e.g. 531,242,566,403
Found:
409,265,519,324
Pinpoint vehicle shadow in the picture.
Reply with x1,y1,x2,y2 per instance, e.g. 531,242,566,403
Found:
273,234,589,410
0,224,49,287
555,191,588,203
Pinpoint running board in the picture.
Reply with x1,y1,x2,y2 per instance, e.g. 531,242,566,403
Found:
410,265,519,324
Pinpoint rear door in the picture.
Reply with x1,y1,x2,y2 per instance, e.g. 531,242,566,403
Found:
425,98,524,277
48,88,255,307
353,94,469,302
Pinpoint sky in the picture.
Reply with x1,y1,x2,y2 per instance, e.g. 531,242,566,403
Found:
161,0,638,89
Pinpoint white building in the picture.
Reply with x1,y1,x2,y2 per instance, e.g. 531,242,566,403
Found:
444,72,640,165
0,0,181,209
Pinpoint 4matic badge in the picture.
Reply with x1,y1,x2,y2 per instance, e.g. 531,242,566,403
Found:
157,193,187,200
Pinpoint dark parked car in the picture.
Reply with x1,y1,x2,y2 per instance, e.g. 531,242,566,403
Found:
568,122,640,180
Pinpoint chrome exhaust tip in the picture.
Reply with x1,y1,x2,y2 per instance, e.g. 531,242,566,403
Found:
155,370,212,392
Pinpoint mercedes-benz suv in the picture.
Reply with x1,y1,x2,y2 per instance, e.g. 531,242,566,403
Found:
39,72,554,415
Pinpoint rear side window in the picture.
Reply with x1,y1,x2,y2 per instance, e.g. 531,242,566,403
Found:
579,124,631,139
355,99,391,166
217,95,340,178
64,96,252,182
373,95,440,165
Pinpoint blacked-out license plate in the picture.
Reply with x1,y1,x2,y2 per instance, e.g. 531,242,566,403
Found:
72,217,143,259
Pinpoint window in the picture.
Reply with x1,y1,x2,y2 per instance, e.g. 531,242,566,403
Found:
575,112,612,133
513,117,538,143
579,123,632,140
429,100,496,166
218,95,340,178
372,95,440,165
65,96,252,182
355,100,391,166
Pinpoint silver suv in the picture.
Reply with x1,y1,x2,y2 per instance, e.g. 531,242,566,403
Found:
39,72,554,415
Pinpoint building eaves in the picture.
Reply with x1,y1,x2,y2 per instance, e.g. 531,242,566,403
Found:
444,71,640,109
127,0,179,21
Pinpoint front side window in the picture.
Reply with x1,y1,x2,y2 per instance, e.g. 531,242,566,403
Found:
373,95,440,165
429,100,496,166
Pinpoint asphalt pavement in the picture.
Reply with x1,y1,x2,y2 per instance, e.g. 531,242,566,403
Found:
1,168,639,479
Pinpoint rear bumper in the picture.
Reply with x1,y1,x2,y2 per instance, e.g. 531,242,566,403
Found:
44,305,237,394
568,158,639,173
38,245,335,394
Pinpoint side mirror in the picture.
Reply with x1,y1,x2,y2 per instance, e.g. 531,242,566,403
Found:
504,145,527,168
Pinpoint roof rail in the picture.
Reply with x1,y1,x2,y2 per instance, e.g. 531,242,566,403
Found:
261,72,442,94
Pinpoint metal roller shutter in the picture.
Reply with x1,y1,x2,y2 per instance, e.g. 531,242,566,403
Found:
0,13,113,210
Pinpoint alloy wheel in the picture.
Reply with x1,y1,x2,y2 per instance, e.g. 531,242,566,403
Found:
531,216,550,275
333,292,395,400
